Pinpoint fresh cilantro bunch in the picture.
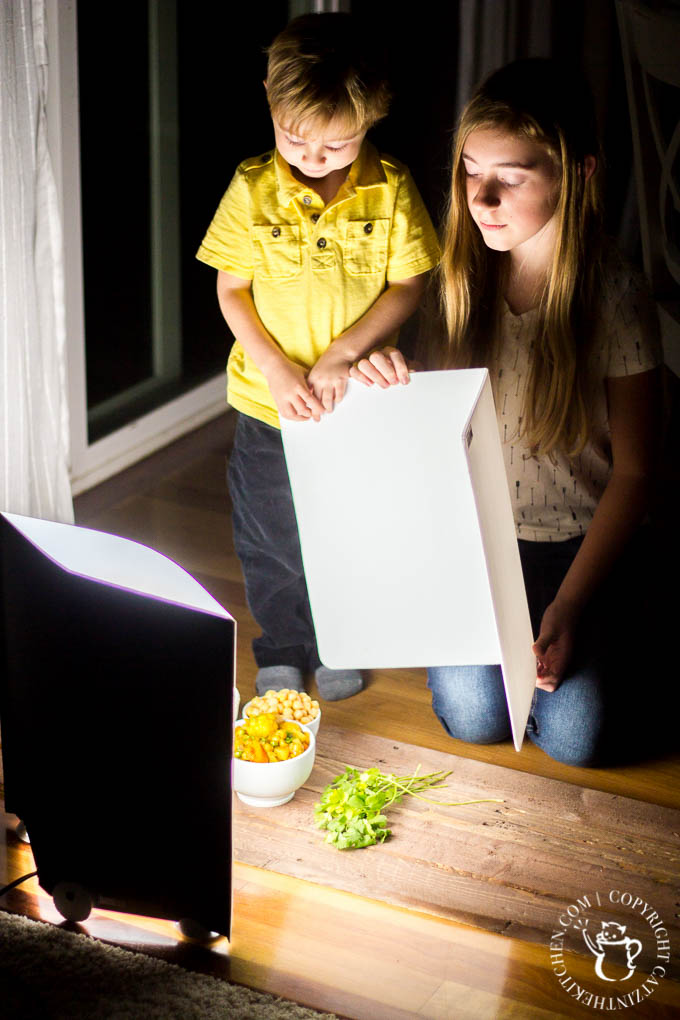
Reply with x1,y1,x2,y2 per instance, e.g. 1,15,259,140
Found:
314,764,499,850
314,767,396,849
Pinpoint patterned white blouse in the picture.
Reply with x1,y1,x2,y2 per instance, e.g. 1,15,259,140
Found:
495,247,661,542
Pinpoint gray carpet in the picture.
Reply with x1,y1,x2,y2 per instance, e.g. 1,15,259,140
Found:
0,911,341,1019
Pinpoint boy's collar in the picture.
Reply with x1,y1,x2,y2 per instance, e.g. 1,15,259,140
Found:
347,140,387,190
273,140,387,207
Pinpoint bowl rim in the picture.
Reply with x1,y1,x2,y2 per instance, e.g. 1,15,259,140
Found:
233,717,316,765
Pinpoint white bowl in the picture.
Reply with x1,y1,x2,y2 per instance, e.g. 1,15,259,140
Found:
233,720,315,808
243,698,320,737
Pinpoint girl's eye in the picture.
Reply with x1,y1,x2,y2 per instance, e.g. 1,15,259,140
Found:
325,143,348,153
500,178,523,188
285,137,305,147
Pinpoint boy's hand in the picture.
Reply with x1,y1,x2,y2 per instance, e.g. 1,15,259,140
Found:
307,346,354,412
216,273,325,423
307,275,427,406
265,359,325,422
349,347,412,388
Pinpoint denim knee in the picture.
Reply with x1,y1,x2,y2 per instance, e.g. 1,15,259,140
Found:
528,669,605,767
427,665,512,744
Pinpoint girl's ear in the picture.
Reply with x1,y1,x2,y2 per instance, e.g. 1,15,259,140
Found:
584,155,596,181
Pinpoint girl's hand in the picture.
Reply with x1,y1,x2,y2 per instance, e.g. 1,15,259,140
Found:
348,347,412,388
265,359,325,422
307,346,354,412
531,600,579,692
529,369,660,693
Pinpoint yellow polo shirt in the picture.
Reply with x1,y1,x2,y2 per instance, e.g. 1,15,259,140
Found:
196,141,440,427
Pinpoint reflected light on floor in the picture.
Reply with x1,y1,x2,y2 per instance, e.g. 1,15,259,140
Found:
25,877,228,952
3,815,231,953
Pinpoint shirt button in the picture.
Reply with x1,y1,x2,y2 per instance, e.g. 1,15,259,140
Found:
271,226,281,237
364,222,373,234
311,213,320,223
303,195,312,206
317,237,327,249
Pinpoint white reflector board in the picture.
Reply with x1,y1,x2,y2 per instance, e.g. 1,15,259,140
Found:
281,369,535,750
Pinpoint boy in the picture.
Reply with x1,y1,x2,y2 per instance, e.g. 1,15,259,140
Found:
196,13,440,700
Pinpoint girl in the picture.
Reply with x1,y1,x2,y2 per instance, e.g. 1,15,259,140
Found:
351,59,663,766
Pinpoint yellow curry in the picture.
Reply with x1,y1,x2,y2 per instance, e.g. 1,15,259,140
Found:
234,713,310,763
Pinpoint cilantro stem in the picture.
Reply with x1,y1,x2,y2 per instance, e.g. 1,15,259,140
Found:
384,774,502,807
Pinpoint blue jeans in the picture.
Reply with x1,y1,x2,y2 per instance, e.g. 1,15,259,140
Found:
227,413,321,671
427,532,658,766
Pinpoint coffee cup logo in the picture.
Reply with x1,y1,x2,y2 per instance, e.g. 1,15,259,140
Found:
582,921,642,982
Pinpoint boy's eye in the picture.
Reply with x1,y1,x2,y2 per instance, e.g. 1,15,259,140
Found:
285,136,305,146
325,143,348,152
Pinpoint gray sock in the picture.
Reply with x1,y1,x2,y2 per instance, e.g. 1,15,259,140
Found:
255,665,305,697
315,666,363,702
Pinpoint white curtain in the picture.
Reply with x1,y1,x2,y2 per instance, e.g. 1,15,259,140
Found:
0,0,73,523
456,0,553,119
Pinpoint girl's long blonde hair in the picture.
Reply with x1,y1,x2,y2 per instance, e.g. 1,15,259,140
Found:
439,59,604,457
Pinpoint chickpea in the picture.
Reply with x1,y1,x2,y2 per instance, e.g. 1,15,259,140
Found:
245,688,319,726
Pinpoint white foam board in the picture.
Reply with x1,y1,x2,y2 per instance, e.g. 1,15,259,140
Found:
281,369,535,750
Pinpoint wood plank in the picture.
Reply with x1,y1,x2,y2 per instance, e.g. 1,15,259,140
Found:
233,725,680,980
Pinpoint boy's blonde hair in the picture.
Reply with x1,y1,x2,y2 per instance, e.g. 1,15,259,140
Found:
266,13,390,136
439,59,604,458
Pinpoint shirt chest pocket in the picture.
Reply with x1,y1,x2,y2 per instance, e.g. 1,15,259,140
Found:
344,218,389,276
252,224,301,278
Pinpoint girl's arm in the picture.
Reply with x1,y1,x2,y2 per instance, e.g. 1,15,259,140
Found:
533,367,662,690
217,270,325,422
307,273,428,411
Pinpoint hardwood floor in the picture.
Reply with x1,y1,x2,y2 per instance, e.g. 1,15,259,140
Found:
2,412,679,1019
